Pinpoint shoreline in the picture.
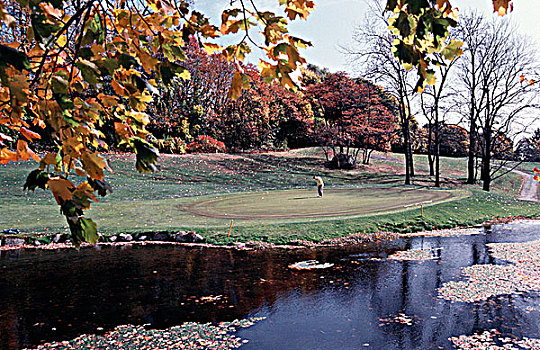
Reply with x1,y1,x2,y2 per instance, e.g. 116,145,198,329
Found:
2,216,537,253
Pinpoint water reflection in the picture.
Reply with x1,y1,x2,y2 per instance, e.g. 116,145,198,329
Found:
1,222,540,349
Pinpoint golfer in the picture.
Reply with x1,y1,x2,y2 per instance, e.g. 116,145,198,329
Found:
313,176,324,197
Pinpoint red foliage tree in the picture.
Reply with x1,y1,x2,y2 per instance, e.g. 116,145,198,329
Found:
306,72,397,167
148,37,235,141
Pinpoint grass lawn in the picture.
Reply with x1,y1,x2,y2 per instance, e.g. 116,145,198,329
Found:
1,148,539,244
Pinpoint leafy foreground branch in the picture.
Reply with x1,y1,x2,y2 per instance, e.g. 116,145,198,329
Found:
0,0,314,246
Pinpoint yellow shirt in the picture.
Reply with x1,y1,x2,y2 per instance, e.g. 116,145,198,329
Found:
314,176,324,186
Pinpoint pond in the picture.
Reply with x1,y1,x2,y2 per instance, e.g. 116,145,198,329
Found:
1,221,540,349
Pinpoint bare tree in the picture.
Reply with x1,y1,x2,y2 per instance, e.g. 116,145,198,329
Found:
343,0,418,185
420,50,460,187
455,12,539,191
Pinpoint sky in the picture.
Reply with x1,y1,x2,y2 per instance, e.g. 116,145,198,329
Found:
195,0,540,75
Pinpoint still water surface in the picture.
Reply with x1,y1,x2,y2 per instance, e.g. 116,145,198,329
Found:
1,222,540,349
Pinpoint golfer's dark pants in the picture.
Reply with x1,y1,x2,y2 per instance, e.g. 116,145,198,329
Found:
318,185,323,197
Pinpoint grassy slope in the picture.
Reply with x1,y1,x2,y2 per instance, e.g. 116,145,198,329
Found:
1,149,539,243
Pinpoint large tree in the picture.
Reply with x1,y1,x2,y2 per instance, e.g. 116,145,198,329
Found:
345,0,418,183
306,72,396,169
419,47,460,187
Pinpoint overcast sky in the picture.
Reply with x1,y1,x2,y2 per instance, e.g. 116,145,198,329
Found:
195,0,540,74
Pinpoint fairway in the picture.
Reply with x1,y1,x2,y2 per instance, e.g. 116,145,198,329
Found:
182,187,458,220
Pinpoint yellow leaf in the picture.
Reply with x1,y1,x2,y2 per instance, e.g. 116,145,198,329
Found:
48,177,75,205
126,111,150,126
284,0,316,20
202,43,222,55
63,137,85,158
97,93,119,107
56,35,67,47
73,181,97,210
136,47,159,73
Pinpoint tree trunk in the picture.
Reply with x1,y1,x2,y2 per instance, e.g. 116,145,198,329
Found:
467,119,477,184
427,123,435,176
434,122,440,187
435,142,440,187
482,129,492,191
366,149,374,164
402,117,411,185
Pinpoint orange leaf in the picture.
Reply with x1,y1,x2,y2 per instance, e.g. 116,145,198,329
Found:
72,181,97,210
227,71,243,100
111,80,127,96
0,147,18,164
534,166,539,173
42,152,60,166
17,140,39,162
20,127,41,141
33,118,46,128
75,167,86,177
0,5,16,29
39,3,62,19
493,0,513,15
435,0,454,16
534,174,540,182
47,177,75,205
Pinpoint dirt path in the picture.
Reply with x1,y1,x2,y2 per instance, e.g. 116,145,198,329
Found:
512,168,539,202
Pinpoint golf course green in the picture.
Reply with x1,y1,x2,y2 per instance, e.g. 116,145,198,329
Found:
182,187,463,220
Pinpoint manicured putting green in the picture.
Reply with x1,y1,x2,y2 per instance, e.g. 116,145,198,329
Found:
182,187,459,220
